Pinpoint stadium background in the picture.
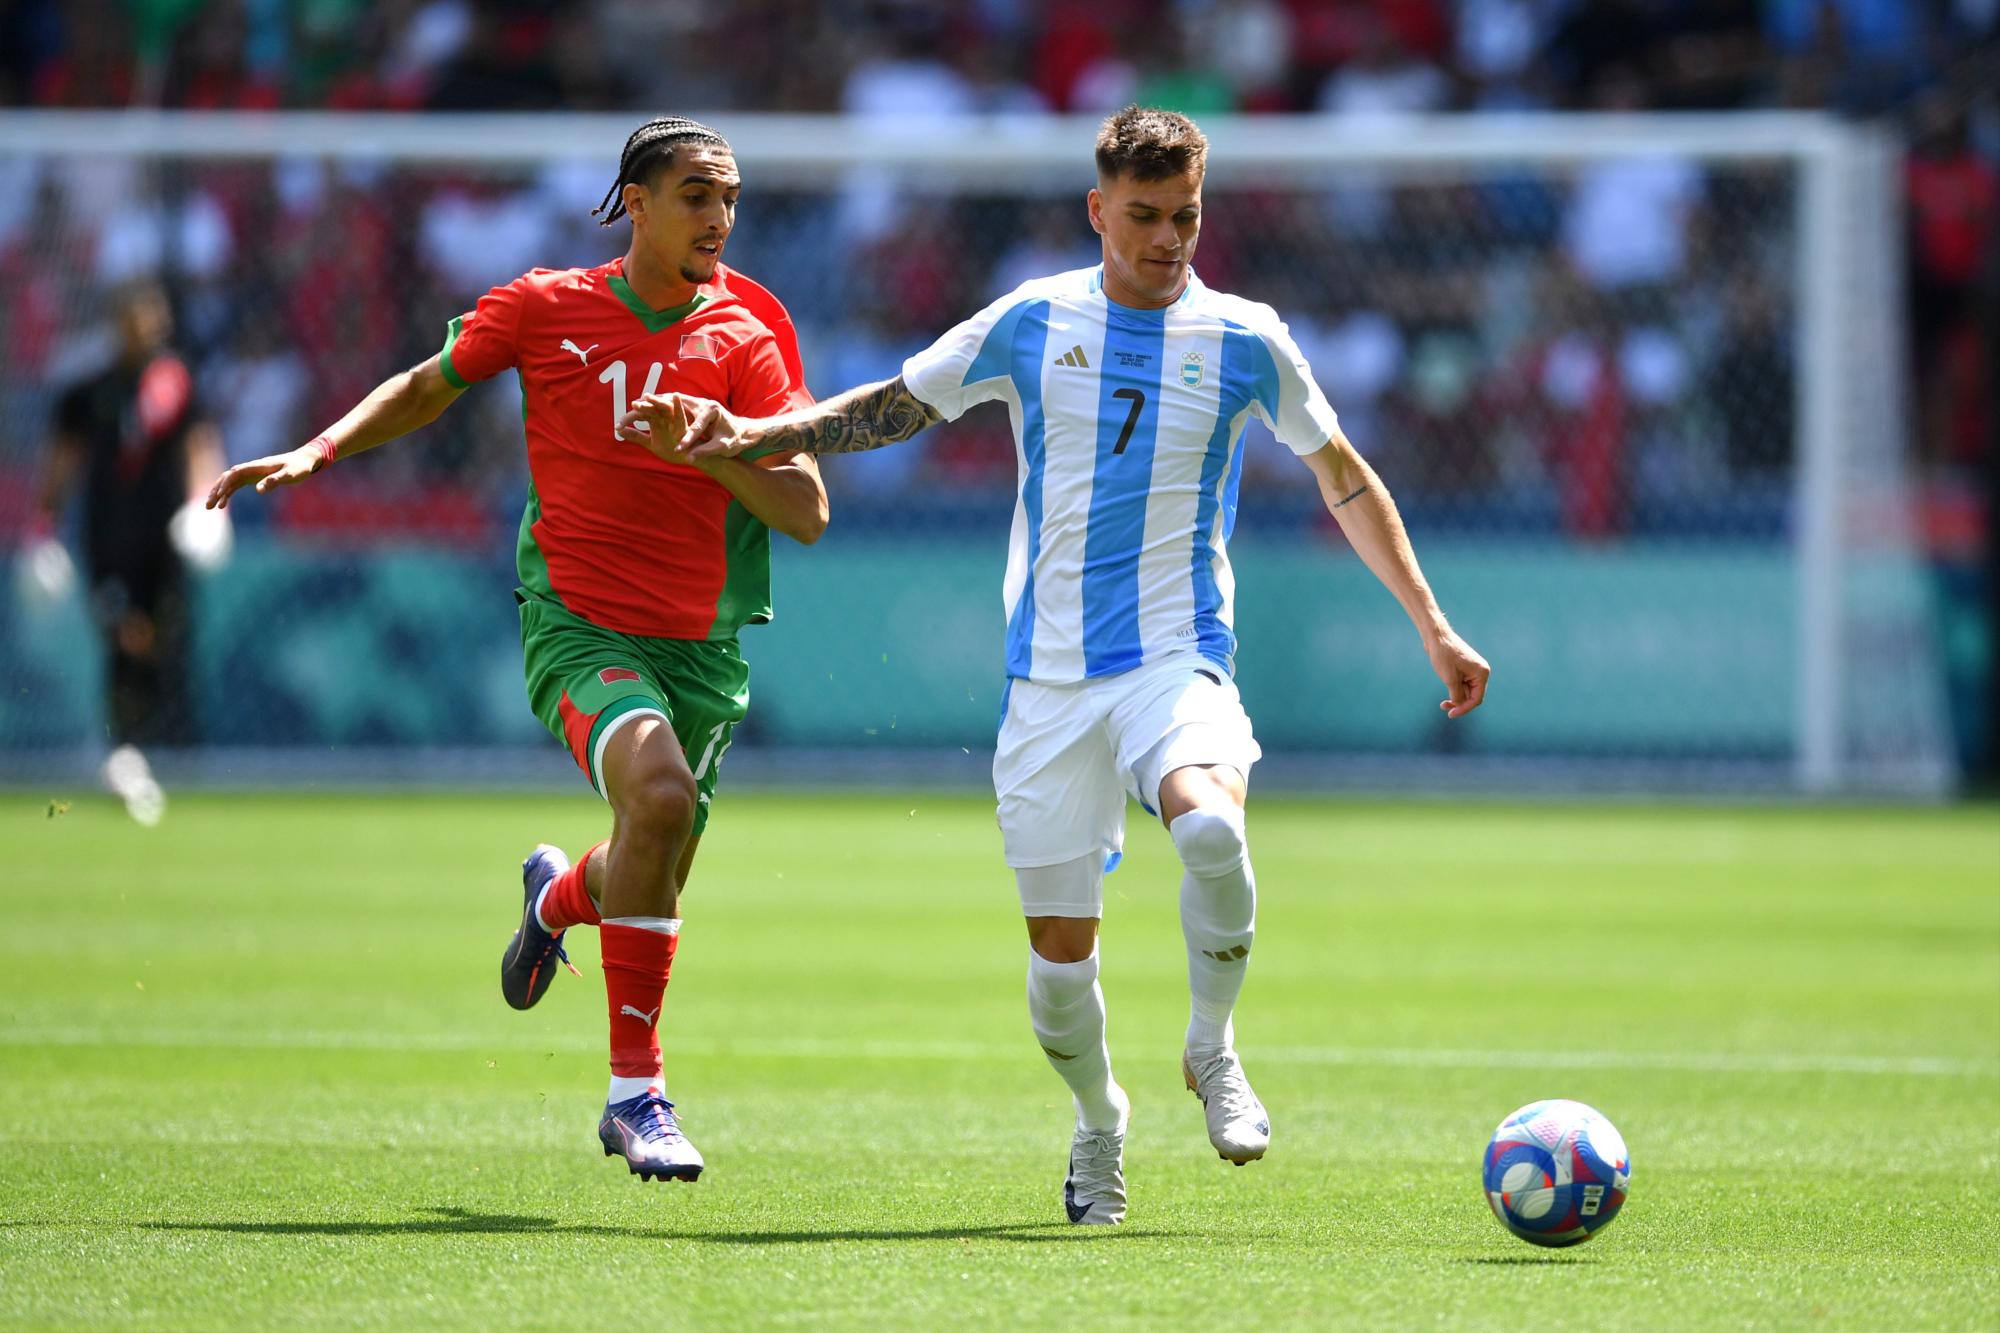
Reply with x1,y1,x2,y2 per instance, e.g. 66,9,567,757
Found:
2,5,1997,1329
0,0,1992,796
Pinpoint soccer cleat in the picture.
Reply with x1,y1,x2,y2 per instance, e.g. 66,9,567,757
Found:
599,1092,704,1182
500,844,580,1011
1063,1112,1128,1225
1184,1049,1270,1165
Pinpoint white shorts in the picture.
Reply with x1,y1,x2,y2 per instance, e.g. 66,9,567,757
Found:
994,652,1262,875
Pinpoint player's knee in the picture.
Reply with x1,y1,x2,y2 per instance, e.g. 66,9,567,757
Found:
1170,804,1248,879
1026,914,1099,965
1027,951,1098,1013
613,762,699,843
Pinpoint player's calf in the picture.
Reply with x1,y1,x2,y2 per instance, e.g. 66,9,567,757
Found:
1172,802,1258,1060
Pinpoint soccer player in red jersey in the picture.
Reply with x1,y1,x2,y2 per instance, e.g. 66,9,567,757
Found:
207,117,827,1182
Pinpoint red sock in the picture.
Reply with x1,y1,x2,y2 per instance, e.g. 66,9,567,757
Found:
538,842,605,930
601,922,677,1082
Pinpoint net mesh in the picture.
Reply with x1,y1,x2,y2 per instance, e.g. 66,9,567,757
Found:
0,119,1953,792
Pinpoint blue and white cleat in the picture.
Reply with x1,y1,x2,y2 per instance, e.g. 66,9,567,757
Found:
1184,1049,1270,1165
501,844,579,1011
1063,1111,1127,1225
599,1092,705,1182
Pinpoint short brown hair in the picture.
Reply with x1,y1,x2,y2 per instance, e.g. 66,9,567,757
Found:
1094,106,1208,183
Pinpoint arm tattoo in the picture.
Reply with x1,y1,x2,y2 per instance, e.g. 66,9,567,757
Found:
1332,483,1369,509
767,376,940,455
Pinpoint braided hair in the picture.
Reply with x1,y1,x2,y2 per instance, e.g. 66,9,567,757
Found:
593,116,731,226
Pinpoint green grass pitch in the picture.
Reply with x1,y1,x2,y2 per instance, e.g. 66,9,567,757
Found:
3,791,1996,1329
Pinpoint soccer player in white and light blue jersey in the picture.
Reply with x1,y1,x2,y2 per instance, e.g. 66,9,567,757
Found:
622,107,1492,1225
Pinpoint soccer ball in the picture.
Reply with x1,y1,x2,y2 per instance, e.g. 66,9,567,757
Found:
1482,1099,1630,1247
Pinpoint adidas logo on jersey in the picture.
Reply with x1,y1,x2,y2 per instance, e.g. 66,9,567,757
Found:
1054,344,1090,368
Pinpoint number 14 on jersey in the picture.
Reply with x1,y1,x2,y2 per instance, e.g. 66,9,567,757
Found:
599,361,663,438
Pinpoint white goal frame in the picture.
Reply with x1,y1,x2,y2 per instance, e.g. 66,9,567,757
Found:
0,111,1949,795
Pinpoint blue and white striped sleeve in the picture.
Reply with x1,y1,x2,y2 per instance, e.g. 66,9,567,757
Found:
1251,313,1341,456
901,291,1031,423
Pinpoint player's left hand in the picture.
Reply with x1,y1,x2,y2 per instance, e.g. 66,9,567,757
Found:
620,393,750,463
618,392,687,454
1427,627,1490,719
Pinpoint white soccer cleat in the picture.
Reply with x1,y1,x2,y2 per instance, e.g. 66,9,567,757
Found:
1063,1109,1128,1225
1183,1049,1270,1165
599,1092,704,1183
102,744,166,828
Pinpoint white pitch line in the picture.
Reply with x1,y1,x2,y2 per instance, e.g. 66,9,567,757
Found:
3,1027,1991,1078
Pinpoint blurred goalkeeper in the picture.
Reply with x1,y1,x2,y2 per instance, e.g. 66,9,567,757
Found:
206,116,827,1184
625,107,1491,1225
28,280,229,827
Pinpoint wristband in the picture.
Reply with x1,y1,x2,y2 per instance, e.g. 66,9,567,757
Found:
307,436,338,471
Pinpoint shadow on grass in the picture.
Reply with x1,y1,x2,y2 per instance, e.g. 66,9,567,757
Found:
11,1208,1147,1245
1462,1253,1596,1265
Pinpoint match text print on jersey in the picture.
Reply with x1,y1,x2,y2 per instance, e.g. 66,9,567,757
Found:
599,361,664,437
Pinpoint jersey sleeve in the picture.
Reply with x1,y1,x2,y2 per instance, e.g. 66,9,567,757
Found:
718,265,812,411
727,330,813,419
901,290,1037,423
1250,315,1341,456
439,276,530,388
728,330,817,462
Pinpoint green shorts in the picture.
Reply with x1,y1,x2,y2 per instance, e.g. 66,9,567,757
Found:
518,590,749,836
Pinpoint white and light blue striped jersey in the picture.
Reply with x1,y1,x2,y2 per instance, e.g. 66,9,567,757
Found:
901,265,1341,684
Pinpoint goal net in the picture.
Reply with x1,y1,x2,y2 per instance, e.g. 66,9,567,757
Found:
0,111,1954,795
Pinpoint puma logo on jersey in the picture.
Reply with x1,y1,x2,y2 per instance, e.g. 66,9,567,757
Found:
560,339,599,365
619,1004,660,1025
1053,344,1090,368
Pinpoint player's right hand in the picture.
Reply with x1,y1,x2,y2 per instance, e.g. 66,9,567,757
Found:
205,446,322,509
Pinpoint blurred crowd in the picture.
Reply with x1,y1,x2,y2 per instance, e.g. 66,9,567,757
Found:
2,0,1992,118
0,0,1992,549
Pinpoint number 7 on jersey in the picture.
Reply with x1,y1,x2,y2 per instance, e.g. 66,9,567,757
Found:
1111,387,1146,456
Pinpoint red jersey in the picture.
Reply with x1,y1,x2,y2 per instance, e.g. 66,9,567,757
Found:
440,258,812,639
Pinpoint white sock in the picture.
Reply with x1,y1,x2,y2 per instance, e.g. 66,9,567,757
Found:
1171,805,1256,1061
608,1074,665,1103
600,916,680,935
1026,948,1127,1133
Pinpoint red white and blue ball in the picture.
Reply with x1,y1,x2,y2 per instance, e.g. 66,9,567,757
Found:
1483,1099,1630,1247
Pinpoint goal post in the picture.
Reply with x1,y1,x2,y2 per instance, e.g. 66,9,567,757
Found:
0,111,1953,795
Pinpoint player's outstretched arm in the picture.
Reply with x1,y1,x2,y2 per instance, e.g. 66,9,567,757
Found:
206,355,464,509
619,376,941,463
1302,432,1491,719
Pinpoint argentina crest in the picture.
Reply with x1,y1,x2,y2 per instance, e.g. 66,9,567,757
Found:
1180,350,1204,388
